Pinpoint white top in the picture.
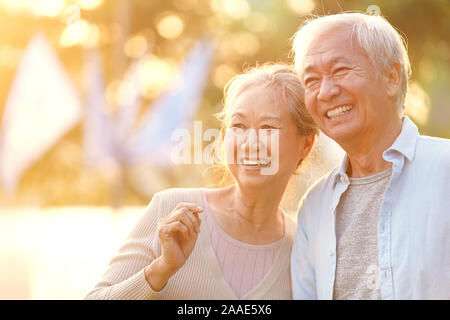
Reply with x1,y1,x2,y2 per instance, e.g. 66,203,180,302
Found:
85,188,296,300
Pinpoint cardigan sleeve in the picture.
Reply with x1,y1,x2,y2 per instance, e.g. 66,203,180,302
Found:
85,193,163,300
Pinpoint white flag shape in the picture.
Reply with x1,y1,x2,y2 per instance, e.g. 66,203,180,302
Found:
83,48,117,167
0,33,82,193
125,39,215,165
114,56,144,148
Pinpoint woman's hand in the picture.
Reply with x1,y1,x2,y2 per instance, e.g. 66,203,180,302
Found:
157,202,203,271
145,202,203,291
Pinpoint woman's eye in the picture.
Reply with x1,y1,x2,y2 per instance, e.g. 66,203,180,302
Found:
261,125,274,130
231,123,245,129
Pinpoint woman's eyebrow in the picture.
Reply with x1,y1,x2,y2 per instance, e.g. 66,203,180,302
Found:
231,112,245,119
259,115,282,123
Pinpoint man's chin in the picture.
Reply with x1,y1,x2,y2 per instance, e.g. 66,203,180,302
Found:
321,118,361,141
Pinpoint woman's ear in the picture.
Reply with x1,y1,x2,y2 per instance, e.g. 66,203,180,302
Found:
299,133,315,160
385,62,402,100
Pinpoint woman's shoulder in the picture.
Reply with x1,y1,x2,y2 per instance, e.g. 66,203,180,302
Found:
152,187,206,207
140,187,206,222
144,186,231,221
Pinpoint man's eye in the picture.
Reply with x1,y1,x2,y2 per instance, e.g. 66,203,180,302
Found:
231,123,245,129
334,67,349,75
304,77,319,87
261,125,274,130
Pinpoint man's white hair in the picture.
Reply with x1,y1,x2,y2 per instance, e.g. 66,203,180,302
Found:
291,12,411,112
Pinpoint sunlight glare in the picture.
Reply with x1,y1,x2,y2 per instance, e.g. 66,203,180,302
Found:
404,82,431,126
76,0,103,11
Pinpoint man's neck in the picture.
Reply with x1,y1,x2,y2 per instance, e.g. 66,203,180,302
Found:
343,118,402,178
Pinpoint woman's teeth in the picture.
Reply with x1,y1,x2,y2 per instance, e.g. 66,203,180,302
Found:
327,105,353,118
242,159,271,166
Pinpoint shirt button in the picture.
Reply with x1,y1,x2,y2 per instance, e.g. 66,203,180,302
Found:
329,206,334,212
330,251,334,257
340,175,346,183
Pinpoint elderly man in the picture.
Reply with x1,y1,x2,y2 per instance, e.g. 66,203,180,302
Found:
290,12,450,300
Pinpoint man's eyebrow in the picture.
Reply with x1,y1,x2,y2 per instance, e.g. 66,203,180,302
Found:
303,63,315,75
303,57,352,74
330,56,352,65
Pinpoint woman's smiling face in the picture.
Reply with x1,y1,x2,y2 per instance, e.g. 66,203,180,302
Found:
224,84,313,188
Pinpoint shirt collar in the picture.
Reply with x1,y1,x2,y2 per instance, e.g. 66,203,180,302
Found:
332,156,349,189
382,115,419,162
332,116,419,188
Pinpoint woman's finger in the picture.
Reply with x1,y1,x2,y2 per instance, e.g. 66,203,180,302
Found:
184,210,201,233
166,207,192,224
158,221,188,240
175,202,204,213
178,213,196,237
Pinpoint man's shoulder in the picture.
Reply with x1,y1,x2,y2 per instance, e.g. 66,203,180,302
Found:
417,134,450,149
415,135,450,161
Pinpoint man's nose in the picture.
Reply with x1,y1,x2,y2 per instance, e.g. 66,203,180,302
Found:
317,77,340,102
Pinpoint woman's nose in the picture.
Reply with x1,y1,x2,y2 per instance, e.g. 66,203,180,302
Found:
240,129,259,156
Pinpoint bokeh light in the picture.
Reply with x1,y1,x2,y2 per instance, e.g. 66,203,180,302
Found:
124,35,148,59
136,55,177,99
231,32,260,56
76,0,103,11
286,0,315,15
33,0,66,17
59,19,97,47
243,12,268,33
212,63,237,89
405,82,431,126
211,0,250,20
156,13,185,39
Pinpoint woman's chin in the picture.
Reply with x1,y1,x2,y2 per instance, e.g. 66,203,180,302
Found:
233,168,275,188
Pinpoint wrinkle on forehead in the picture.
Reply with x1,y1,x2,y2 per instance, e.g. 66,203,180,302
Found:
302,28,367,74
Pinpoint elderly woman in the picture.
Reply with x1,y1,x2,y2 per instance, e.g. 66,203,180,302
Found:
85,64,318,300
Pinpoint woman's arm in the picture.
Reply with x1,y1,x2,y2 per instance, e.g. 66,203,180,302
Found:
85,194,202,300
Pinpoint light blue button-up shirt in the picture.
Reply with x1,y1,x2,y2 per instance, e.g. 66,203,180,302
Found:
291,116,450,299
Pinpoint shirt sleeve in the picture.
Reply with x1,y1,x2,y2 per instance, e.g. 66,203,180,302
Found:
84,193,163,300
291,197,317,300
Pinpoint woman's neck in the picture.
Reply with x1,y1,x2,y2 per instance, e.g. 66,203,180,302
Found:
207,182,287,244
231,184,283,226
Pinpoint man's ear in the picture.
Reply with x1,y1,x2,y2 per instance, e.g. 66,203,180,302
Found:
385,62,402,100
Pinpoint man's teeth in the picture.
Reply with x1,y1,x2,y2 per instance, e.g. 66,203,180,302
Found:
327,105,353,118
242,159,271,166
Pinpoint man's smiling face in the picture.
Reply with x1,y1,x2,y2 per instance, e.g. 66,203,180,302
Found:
301,27,395,145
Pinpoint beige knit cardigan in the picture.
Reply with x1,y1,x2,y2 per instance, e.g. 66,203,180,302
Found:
85,188,296,300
